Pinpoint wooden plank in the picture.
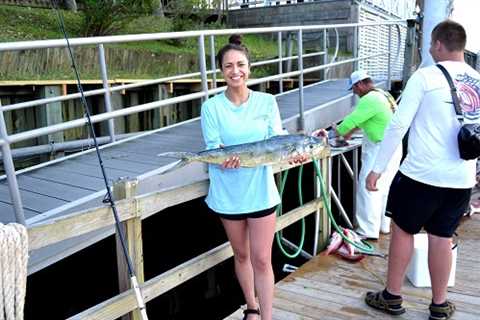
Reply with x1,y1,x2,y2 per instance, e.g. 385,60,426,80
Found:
0,201,37,223
28,167,105,190
16,175,93,201
84,150,161,166
28,199,135,251
137,180,209,220
55,160,139,179
28,179,209,250
0,184,66,213
73,156,157,174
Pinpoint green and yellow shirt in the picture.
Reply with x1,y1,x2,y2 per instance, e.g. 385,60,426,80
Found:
337,89,395,142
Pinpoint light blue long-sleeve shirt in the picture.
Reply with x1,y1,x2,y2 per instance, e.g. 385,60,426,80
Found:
200,90,285,214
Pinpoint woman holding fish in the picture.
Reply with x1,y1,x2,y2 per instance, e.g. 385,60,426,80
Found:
200,34,307,320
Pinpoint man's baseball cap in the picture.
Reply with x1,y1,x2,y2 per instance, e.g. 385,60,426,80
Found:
348,70,371,90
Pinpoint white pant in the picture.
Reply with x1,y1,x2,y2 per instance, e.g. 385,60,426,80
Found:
355,137,402,238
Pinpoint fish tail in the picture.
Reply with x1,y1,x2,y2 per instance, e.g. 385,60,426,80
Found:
157,159,189,175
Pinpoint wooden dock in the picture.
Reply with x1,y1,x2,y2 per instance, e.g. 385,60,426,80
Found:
225,214,480,320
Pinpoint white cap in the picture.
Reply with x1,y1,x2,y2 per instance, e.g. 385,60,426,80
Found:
348,70,371,90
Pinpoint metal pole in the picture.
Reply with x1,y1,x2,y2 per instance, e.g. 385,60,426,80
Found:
209,35,217,89
387,25,392,90
337,156,341,199
313,162,320,255
198,35,209,102
323,28,328,79
330,189,354,229
297,29,305,132
286,32,293,73
402,19,418,86
353,26,359,71
352,148,359,217
278,31,283,93
97,44,116,142
0,103,26,225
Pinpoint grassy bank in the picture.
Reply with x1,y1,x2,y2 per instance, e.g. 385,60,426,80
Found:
0,5,278,80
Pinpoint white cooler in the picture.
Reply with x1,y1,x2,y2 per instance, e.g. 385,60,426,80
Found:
406,233,457,287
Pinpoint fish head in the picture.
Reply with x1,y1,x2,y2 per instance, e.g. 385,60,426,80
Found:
302,135,327,158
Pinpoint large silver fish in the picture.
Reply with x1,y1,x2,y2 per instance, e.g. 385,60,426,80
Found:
157,134,328,174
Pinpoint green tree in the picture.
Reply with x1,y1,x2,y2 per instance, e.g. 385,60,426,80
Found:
81,0,158,36
165,0,222,31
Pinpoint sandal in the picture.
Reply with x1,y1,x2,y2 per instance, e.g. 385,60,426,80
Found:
242,308,260,320
429,300,456,320
365,290,406,315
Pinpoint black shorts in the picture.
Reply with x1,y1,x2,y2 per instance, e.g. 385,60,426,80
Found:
210,205,278,221
387,172,471,238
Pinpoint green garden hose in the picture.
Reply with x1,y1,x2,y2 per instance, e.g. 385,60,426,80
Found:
275,159,376,259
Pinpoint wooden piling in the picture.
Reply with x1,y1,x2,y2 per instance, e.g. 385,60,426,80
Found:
113,178,144,320
35,85,64,159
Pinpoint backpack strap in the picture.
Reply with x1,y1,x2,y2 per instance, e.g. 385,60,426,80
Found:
436,64,464,122
373,88,397,112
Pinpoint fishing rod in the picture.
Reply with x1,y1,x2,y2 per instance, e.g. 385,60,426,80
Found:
49,1,148,318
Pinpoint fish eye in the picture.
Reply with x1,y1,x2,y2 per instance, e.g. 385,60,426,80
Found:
309,145,314,149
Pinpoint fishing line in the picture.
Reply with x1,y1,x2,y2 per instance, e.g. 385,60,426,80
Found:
49,1,148,318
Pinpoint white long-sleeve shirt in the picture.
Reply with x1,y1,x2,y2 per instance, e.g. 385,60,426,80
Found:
373,61,480,189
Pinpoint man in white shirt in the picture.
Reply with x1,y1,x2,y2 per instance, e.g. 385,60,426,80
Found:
363,20,480,320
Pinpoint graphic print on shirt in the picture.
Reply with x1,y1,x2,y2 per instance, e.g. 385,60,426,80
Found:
456,73,480,121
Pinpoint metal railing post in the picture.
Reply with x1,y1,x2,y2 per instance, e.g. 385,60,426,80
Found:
387,25,392,90
286,32,293,73
297,29,305,132
323,28,328,79
98,44,116,142
278,32,283,93
402,19,418,87
209,35,217,89
0,103,26,225
353,26,359,71
198,35,209,103
352,148,359,218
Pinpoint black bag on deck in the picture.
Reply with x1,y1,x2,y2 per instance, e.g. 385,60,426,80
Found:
437,64,480,160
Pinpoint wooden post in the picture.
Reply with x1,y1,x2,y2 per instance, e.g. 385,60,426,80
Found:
127,92,141,133
152,84,170,129
36,85,64,159
111,92,126,134
113,178,144,320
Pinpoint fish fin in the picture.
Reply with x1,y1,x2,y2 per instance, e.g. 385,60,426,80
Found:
157,151,196,159
157,159,189,175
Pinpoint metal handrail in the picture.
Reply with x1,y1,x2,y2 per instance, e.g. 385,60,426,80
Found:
0,19,407,224
0,21,405,52
1,51,326,113
5,51,387,145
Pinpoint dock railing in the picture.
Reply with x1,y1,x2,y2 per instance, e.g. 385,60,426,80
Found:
0,20,409,318
0,20,407,225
